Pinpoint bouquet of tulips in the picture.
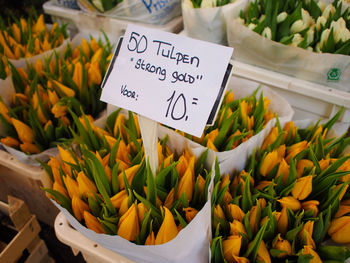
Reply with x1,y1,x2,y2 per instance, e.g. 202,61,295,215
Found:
177,88,275,152
238,0,350,54
0,13,68,60
211,109,350,262
0,34,112,155
43,109,212,248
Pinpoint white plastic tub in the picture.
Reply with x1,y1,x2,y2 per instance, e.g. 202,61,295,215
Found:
55,212,134,263
231,60,350,123
0,149,58,226
43,0,183,37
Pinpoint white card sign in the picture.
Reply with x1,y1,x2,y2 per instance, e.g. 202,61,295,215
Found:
101,24,233,137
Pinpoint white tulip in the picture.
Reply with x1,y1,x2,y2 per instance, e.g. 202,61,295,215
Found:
290,20,306,34
289,33,304,47
236,17,245,25
316,16,327,31
259,14,266,22
315,42,322,53
320,28,331,49
200,0,216,8
247,23,257,30
335,27,350,43
318,1,327,12
306,28,315,45
302,9,314,27
306,46,313,52
322,4,336,20
277,12,288,23
262,27,272,40
182,0,194,9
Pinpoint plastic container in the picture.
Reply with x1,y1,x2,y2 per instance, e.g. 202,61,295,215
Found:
231,60,350,123
43,0,183,37
0,149,58,226
54,212,134,263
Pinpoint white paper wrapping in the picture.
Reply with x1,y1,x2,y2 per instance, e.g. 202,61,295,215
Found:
182,0,245,45
226,0,350,91
77,0,181,25
158,76,294,164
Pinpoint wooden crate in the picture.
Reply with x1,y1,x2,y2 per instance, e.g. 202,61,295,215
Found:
0,196,54,263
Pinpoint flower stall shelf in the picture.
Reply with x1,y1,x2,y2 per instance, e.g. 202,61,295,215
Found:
227,0,350,91
54,212,133,263
0,150,59,226
0,196,53,263
43,0,183,38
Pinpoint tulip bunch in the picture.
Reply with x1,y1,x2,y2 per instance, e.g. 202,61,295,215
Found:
238,0,350,55
211,109,350,262
0,35,112,154
0,13,68,59
43,109,212,244
183,0,234,8
177,88,275,152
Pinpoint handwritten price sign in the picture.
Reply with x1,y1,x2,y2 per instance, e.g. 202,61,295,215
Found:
101,24,233,137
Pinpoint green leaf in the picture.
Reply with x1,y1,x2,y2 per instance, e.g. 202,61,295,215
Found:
175,209,188,228
244,219,269,261
42,188,72,213
133,191,162,221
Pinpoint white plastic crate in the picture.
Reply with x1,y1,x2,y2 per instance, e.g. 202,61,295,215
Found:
231,60,350,124
0,150,58,226
43,0,183,38
54,212,134,263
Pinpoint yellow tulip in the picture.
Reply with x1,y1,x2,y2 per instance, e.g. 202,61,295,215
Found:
297,159,314,178
19,142,41,154
63,176,80,199
222,235,242,262
335,205,350,218
113,114,126,138
163,154,174,168
145,231,155,245
11,23,21,43
272,234,292,258
292,175,313,200
164,188,175,209
48,89,59,106
118,164,140,190
278,196,301,211
213,204,225,227
53,181,68,197
230,220,247,236
301,246,322,263
261,127,278,151
117,203,140,241
32,14,46,33
88,62,102,86
73,62,83,90
260,150,280,177
1,136,19,148
50,79,75,97
116,140,131,165
299,221,316,249
224,91,234,104
58,145,77,165
335,183,349,201
119,197,129,216
81,38,90,57
90,38,100,53
76,171,97,198
34,38,41,54
110,190,127,209
34,59,43,77
256,240,271,263
302,200,319,217
249,205,259,234
240,100,250,123
276,158,290,183
283,121,296,140
138,203,147,224
176,165,194,202
276,144,286,159
11,118,34,143
155,206,179,245
233,256,250,263
84,211,105,234
328,216,350,243
207,128,219,143
319,158,330,171
207,138,218,152
12,93,28,106
20,18,27,33
286,141,308,162
176,155,188,177
255,180,274,190
72,196,90,221
183,207,198,223
277,207,288,235
197,174,205,195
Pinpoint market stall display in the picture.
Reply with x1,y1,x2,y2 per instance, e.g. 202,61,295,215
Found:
212,110,350,262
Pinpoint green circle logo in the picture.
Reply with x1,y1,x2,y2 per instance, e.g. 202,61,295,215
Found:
327,68,341,82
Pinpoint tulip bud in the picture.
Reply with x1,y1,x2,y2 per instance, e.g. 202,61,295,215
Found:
227,203,245,222
286,141,308,162
63,176,80,199
328,216,350,243
155,207,179,245
277,12,288,23
197,175,205,195
299,221,316,249
72,196,90,221
176,166,194,202
300,245,322,263
164,188,175,209
11,118,34,143
0,100,12,124
1,136,19,148
58,145,77,165
222,235,242,262
292,175,313,200
272,234,292,258
119,197,129,216
230,220,247,236
290,20,306,34
302,200,319,217
53,181,68,197
84,211,105,234
276,158,290,184
76,171,97,198
118,164,140,189
322,4,336,20
297,159,313,178
249,205,260,234
207,139,218,151
20,142,41,154
50,80,75,97
278,196,301,211
213,204,225,227
260,150,280,177
117,203,140,241
110,190,127,209
277,207,288,235
183,207,198,223
138,203,147,224
262,127,278,150
73,62,83,90
81,38,91,57
262,27,272,40
257,240,271,263
145,231,155,245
